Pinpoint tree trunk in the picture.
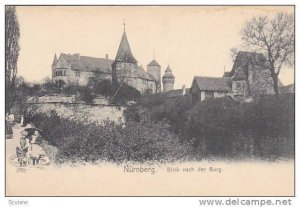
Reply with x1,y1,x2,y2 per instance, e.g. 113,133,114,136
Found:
271,72,279,96
269,64,280,96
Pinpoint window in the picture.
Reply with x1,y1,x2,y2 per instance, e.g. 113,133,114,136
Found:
76,72,80,77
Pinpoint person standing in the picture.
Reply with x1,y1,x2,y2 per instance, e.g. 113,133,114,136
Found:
20,115,24,127
29,130,44,165
5,113,13,139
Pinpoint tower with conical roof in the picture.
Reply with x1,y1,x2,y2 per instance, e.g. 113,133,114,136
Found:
51,54,58,81
52,54,58,69
112,21,138,87
147,59,161,93
162,65,175,92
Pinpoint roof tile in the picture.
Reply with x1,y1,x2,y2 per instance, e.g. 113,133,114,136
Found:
193,76,231,92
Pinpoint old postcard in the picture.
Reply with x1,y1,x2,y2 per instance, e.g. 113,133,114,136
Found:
5,5,294,196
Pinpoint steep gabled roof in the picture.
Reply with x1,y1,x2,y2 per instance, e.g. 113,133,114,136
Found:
59,53,113,73
232,51,269,72
114,31,137,63
192,76,231,92
231,68,247,81
52,54,58,67
147,59,161,67
223,72,232,77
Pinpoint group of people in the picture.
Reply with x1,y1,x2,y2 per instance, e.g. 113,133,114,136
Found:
16,128,50,166
6,112,50,167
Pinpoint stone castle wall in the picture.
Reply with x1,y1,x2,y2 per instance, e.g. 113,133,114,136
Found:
27,95,125,124
27,95,110,105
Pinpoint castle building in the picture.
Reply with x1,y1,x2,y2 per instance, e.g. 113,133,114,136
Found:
52,24,172,94
111,27,157,93
190,51,281,102
226,51,278,97
190,76,230,102
147,59,161,93
52,53,113,86
162,65,175,92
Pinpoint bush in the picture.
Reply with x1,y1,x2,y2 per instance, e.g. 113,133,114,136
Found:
126,94,294,160
29,111,191,163
77,86,96,104
88,78,113,97
28,93,294,162
112,84,141,105
184,94,294,159
126,95,193,134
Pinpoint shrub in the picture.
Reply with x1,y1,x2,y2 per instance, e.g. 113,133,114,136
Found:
29,111,191,163
88,78,113,97
112,84,141,105
77,86,96,104
184,94,294,159
127,95,193,134
126,94,294,160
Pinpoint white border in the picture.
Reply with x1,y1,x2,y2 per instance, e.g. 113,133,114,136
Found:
0,1,298,207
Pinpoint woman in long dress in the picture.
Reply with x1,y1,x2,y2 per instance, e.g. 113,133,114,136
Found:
5,113,13,139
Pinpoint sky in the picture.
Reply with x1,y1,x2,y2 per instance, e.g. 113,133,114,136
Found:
16,6,294,89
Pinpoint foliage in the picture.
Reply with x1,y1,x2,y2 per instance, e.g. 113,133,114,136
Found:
111,84,141,105
87,72,113,97
126,95,193,134
185,95,294,159
28,111,191,163
27,93,294,163
126,94,294,160
77,86,96,104
5,6,20,113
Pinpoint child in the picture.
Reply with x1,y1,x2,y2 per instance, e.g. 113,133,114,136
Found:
29,131,44,165
16,131,30,166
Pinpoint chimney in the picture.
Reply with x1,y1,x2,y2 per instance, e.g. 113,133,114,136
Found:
182,84,186,95
105,54,109,60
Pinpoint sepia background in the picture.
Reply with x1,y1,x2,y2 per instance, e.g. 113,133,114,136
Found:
6,5,295,196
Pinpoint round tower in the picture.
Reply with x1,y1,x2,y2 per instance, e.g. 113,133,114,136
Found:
147,59,161,92
162,65,175,92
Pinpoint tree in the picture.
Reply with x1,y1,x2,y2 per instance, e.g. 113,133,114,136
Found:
240,12,294,95
6,6,20,112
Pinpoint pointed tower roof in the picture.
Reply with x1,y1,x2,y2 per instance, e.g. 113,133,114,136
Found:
165,65,172,72
147,59,161,67
163,65,174,79
52,54,58,67
114,29,137,63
